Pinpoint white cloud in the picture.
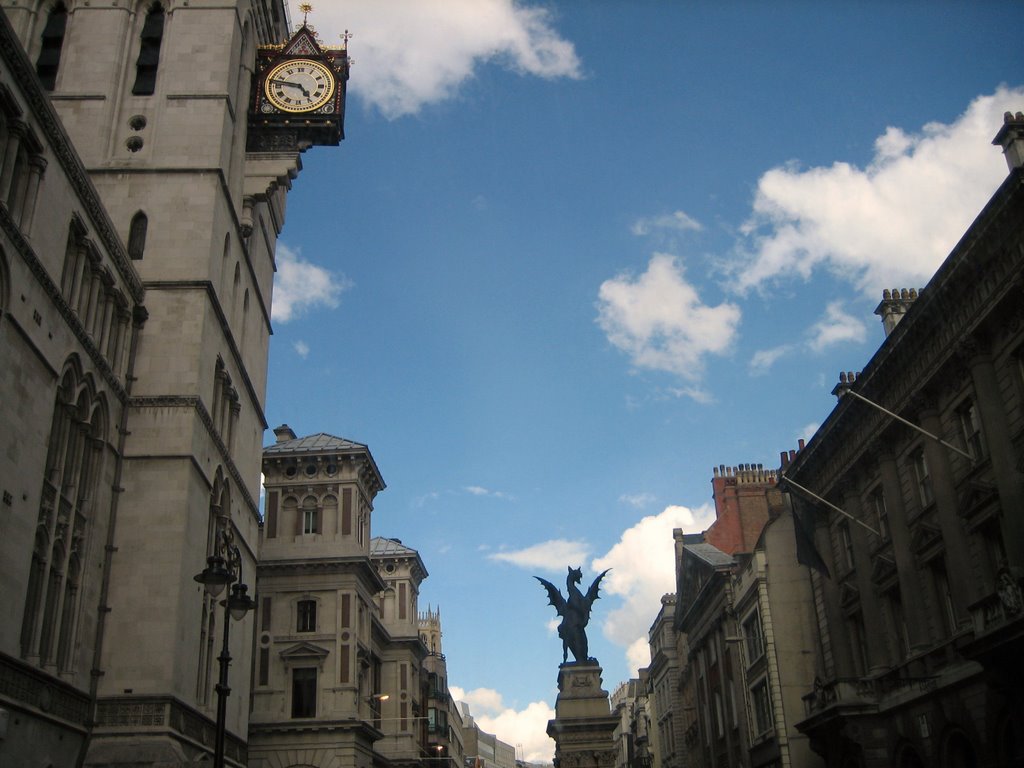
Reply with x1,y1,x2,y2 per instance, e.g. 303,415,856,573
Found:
631,210,703,236
619,492,656,508
591,503,716,675
596,254,741,393
807,301,867,352
464,485,513,499
453,686,504,714
292,0,581,119
453,688,556,763
796,422,819,445
749,303,867,376
292,340,310,358
748,344,794,376
272,243,351,323
489,539,591,571
733,86,1024,295
626,636,651,674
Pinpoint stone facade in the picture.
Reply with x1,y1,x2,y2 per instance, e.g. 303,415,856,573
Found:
730,499,821,768
420,606,466,768
0,2,337,765
645,597,678,768
788,116,1024,767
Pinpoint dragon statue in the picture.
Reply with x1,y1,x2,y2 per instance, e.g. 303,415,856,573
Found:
536,566,610,664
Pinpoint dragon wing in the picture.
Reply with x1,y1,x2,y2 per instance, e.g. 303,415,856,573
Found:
535,576,568,616
585,569,611,606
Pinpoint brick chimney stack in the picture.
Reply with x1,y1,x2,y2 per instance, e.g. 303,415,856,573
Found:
993,111,1024,172
874,287,919,337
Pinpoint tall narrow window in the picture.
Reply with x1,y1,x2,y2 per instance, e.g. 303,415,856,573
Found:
297,599,316,632
21,370,103,671
291,667,317,718
302,501,318,534
956,399,985,460
750,680,772,736
886,589,909,659
743,610,764,663
870,486,890,541
128,212,147,260
838,522,855,572
36,3,68,91
912,449,933,508
132,4,165,95
848,612,869,676
931,562,957,637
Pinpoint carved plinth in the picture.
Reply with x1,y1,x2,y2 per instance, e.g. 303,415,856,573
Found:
546,663,618,768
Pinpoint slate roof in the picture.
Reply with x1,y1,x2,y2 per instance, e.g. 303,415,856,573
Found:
370,537,419,558
264,432,369,454
683,542,734,567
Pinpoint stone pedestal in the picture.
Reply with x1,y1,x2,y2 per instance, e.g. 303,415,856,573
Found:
546,663,618,768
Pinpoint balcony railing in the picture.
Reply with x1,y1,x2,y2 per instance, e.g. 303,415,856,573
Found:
801,673,938,718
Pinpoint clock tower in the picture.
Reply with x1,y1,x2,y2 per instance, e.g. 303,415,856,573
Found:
0,1,348,766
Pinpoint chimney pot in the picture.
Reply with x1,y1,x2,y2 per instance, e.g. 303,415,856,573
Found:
993,110,1024,172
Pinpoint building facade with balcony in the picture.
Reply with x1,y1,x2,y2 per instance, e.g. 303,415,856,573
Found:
788,114,1024,767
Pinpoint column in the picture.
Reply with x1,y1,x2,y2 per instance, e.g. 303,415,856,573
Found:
967,347,1024,570
20,155,46,233
811,517,854,678
0,123,23,200
841,489,889,672
877,451,930,650
919,408,975,622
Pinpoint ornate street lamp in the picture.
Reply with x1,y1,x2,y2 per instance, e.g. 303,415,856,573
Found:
194,528,256,768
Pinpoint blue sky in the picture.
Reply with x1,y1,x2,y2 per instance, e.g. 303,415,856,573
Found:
271,2,1024,759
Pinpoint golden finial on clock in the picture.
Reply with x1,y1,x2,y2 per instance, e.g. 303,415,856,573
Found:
299,3,313,25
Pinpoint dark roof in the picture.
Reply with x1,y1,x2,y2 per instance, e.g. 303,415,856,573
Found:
370,537,419,558
265,432,369,454
683,542,734,567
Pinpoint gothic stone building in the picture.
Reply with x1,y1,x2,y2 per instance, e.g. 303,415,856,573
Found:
0,2,348,765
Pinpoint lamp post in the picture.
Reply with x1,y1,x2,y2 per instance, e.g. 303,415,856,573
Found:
193,528,256,768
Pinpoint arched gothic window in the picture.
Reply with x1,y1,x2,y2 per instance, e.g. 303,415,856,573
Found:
128,211,147,260
132,3,165,96
36,3,68,91
20,363,106,671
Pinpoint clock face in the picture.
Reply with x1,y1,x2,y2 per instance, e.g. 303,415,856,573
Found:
264,58,336,113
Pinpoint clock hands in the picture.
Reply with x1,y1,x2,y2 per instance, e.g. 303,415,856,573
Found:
269,78,310,98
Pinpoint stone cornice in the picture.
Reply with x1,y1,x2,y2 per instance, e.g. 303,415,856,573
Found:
257,556,387,591
786,169,1024,494
0,10,142,301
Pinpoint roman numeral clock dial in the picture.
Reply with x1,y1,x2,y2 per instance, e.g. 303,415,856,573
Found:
264,58,336,113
